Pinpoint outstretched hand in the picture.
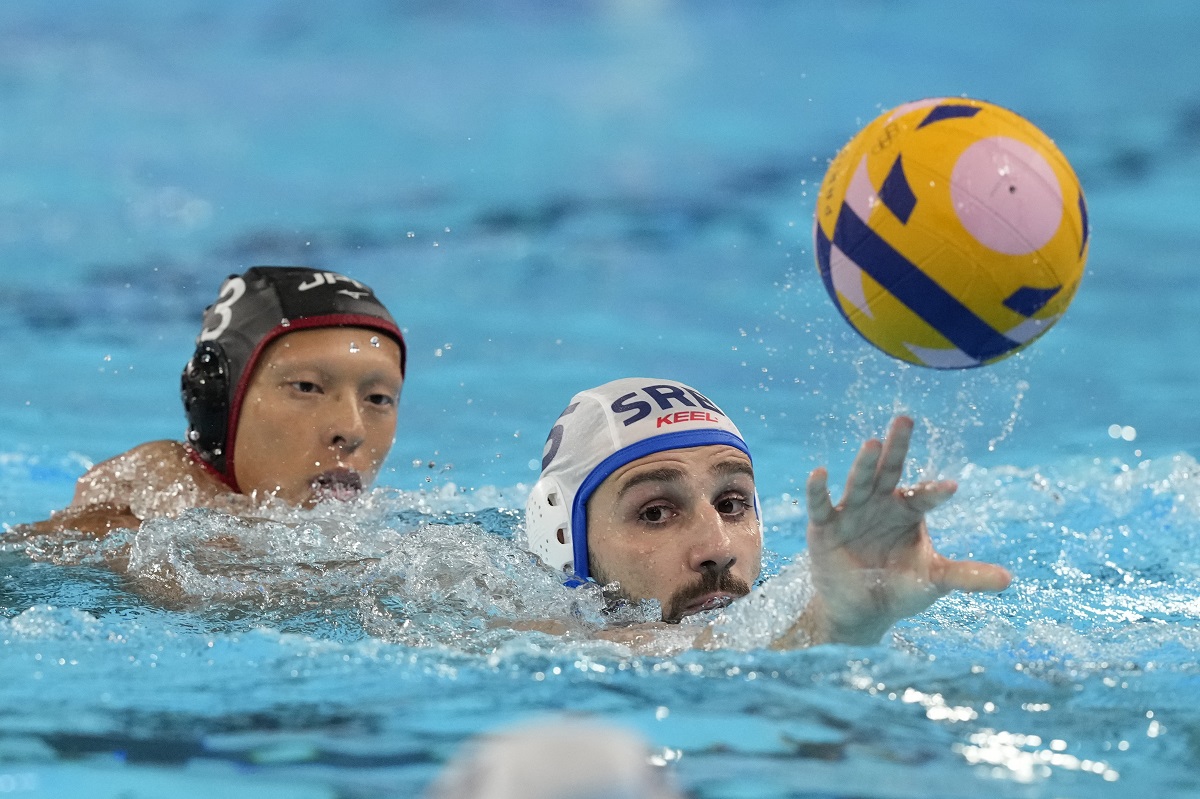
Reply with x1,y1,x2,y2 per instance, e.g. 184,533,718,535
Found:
799,416,1011,646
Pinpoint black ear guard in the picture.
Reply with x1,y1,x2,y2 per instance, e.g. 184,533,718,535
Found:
181,340,232,472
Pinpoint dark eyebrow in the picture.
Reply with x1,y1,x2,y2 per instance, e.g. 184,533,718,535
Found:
615,458,755,501
615,467,687,501
713,458,755,482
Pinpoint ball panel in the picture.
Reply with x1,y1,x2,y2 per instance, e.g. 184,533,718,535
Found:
844,155,879,223
1003,314,1059,346
885,97,950,122
831,205,1020,364
915,102,984,128
812,97,1088,369
1077,193,1090,256
905,342,983,369
951,136,1064,255
877,154,918,224
828,243,874,320
1002,285,1062,317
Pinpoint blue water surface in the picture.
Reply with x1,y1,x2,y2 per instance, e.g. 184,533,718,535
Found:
2,2,1199,797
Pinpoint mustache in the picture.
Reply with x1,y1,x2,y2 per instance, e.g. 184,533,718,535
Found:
663,568,751,623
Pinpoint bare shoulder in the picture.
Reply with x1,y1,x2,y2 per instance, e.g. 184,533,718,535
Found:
5,442,247,561
72,440,232,517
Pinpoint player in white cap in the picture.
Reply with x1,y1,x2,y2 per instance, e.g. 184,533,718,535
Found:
525,377,1011,647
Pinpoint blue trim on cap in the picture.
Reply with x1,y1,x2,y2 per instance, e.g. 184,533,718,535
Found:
567,429,752,584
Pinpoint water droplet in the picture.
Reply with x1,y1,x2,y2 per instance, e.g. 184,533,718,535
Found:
280,318,291,328
369,336,381,348
1107,424,1136,441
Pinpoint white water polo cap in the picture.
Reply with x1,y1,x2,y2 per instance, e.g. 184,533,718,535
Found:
525,377,757,585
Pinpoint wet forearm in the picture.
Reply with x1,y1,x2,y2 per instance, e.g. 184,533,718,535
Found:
772,594,892,649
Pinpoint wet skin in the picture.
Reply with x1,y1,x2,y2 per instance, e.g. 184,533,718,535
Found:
231,326,404,506
14,326,403,539
586,444,762,622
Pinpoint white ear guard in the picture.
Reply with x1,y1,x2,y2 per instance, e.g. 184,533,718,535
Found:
525,476,583,584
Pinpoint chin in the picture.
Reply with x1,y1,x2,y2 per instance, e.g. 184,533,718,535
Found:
250,486,308,507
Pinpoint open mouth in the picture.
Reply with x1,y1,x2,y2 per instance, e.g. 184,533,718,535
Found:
311,468,364,502
678,592,736,619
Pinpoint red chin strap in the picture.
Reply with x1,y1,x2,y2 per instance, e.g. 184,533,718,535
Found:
184,442,238,491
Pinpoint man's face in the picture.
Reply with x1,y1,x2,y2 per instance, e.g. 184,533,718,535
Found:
232,326,404,506
585,444,762,622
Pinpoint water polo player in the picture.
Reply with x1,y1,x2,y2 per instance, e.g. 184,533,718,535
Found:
526,377,1011,647
23,266,406,536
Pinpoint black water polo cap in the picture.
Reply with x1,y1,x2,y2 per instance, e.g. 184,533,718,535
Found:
180,266,406,488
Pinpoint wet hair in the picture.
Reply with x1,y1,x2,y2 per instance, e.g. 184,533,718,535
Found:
180,266,405,489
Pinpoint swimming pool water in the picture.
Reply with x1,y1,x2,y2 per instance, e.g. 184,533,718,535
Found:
3,2,1200,796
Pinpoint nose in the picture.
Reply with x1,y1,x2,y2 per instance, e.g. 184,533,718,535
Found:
687,505,738,575
327,393,366,454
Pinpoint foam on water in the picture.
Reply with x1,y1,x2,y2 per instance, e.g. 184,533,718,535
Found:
4,448,1199,796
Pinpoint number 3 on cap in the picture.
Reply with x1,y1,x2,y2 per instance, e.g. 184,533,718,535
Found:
199,277,246,342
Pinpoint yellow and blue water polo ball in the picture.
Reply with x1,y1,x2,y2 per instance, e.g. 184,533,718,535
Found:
813,98,1089,368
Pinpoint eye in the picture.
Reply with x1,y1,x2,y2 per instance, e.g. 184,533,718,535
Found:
715,495,749,517
366,392,397,408
291,381,322,394
639,504,675,525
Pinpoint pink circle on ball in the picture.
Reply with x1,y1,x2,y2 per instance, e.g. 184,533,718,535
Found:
951,136,1063,255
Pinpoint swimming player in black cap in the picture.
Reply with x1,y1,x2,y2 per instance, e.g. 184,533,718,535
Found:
21,266,406,536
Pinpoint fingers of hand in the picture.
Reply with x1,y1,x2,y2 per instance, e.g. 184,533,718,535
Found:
843,438,883,507
935,558,1012,593
806,467,835,525
875,416,914,493
900,479,957,513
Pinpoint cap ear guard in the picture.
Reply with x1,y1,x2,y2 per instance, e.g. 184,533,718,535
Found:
525,476,586,587
181,340,231,472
